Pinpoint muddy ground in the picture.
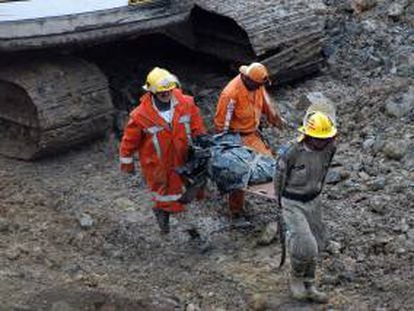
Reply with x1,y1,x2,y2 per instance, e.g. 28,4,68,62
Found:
1,1,413,310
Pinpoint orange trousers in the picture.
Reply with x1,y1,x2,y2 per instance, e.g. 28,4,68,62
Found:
229,132,273,214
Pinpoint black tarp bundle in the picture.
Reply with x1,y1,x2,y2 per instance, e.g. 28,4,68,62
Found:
208,133,276,192
177,133,276,202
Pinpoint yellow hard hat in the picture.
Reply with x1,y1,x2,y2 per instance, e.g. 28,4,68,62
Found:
298,111,337,139
239,62,269,84
143,67,179,93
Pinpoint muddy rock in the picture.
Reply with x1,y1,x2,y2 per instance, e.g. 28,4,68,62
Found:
0,216,10,232
257,221,278,246
388,2,407,20
296,92,336,122
367,177,386,191
185,303,201,311
362,137,375,151
51,301,76,311
382,140,407,160
326,240,342,255
248,293,267,311
113,197,136,210
369,196,388,215
6,247,22,261
406,3,414,25
392,218,409,233
326,170,343,184
351,0,377,14
358,171,371,181
385,87,414,118
372,234,393,254
78,213,95,229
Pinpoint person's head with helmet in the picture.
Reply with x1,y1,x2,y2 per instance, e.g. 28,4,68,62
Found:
298,111,337,151
239,62,270,91
143,67,180,103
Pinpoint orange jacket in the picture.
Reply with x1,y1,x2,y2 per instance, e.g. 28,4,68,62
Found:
214,75,282,134
120,88,206,212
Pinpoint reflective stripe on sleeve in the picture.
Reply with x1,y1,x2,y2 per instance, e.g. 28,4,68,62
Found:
224,99,235,132
179,114,192,145
144,126,164,159
151,135,162,159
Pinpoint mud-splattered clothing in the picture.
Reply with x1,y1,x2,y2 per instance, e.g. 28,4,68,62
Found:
274,141,336,279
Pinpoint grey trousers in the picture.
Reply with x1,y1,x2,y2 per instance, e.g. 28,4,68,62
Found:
282,196,326,280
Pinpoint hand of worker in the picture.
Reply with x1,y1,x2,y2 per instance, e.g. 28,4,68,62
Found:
120,162,135,174
273,117,284,131
280,117,289,130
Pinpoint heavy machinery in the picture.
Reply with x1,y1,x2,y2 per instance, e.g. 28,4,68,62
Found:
0,0,326,159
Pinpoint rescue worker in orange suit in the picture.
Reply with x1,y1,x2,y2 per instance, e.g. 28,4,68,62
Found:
214,62,284,219
119,67,207,244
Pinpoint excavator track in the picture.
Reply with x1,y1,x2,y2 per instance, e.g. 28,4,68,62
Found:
192,0,326,83
0,0,326,159
0,56,113,159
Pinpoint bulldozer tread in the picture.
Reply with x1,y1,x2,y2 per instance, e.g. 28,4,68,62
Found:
0,56,113,160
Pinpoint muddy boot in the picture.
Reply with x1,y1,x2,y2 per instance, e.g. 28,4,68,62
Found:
187,229,211,254
196,236,212,254
289,277,308,301
187,228,201,240
230,210,253,229
304,281,329,303
153,209,170,235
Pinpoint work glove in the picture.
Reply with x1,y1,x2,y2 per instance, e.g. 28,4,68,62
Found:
272,117,286,131
120,162,135,174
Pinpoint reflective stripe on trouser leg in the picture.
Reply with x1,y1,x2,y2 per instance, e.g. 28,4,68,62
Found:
154,201,184,213
282,197,323,280
153,193,182,202
120,157,133,164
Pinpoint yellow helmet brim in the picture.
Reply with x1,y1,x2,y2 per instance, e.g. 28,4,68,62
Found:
298,125,337,139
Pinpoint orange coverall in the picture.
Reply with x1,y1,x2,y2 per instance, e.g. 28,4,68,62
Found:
214,74,282,214
120,88,206,213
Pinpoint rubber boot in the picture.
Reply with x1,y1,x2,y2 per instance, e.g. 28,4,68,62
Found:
230,203,253,229
187,228,211,254
304,281,329,303
153,209,170,235
289,277,308,301
187,228,201,240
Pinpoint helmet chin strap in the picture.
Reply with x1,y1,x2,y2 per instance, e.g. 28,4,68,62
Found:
304,136,332,151
153,94,171,112
241,74,261,91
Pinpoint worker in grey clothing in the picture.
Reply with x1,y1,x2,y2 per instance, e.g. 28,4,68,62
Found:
274,111,337,303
